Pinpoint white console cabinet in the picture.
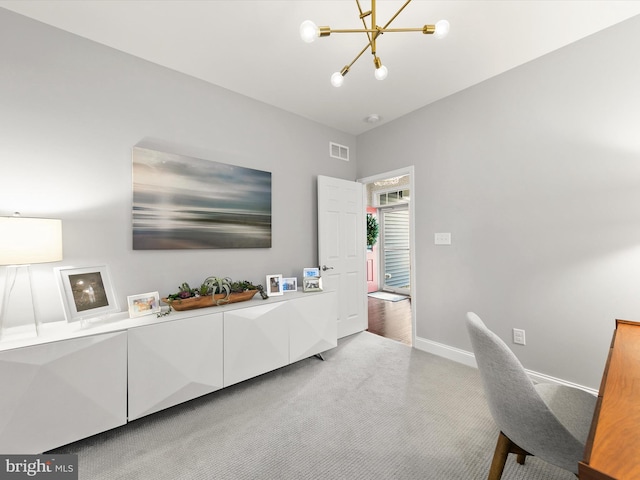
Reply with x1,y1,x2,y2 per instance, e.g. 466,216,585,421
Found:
224,291,337,386
0,332,127,454
0,290,336,453
128,312,224,420
224,302,290,387
288,293,338,362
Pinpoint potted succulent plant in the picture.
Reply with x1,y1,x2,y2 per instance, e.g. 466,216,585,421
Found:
162,277,265,311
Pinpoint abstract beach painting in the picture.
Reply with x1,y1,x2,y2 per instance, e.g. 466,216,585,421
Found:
133,147,271,249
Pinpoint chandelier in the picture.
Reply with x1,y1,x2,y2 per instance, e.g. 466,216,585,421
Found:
300,0,449,87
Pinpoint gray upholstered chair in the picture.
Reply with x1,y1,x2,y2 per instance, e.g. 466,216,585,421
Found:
465,312,596,480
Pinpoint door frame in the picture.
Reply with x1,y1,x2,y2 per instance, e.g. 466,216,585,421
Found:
358,166,416,347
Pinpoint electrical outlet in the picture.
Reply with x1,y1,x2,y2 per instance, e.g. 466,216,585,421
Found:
513,328,526,345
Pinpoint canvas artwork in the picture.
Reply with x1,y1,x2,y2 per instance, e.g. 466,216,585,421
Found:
132,147,272,249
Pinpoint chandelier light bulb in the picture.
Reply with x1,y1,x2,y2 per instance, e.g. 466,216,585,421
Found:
300,20,319,43
374,64,388,81
434,19,450,39
330,71,345,87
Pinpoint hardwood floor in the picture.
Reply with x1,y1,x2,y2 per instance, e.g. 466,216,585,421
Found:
367,296,412,346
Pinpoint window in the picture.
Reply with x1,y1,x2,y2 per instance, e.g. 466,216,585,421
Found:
375,189,410,207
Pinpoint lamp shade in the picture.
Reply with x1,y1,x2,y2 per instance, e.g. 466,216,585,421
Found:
0,217,63,265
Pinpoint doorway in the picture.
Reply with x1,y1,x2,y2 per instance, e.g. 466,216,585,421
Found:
359,167,415,346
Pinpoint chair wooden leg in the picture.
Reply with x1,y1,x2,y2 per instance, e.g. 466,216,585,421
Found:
488,432,511,480
511,444,530,466
487,432,532,480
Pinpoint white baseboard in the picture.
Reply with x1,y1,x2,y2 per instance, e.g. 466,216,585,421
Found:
414,336,477,368
414,336,598,396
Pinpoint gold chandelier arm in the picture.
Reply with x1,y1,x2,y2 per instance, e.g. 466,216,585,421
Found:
355,0,372,38
371,0,377,55
355,0,374,54
382,0,413,29
344,40,374,71
323,27,435,34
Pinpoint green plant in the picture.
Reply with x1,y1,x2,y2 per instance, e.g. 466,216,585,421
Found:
367,213,379,248
165,282,197,301
229,280,259,293
202,276,232,298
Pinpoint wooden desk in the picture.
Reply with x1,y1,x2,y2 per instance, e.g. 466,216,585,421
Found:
579,319,640,480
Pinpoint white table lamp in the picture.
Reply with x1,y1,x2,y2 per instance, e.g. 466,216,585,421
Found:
0,214,63,340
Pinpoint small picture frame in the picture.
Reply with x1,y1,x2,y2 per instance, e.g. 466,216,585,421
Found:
56,265,119,322
266,274,284,296
127,291,161,318
303,276,323,292
282,277,298,292
303,267,320,278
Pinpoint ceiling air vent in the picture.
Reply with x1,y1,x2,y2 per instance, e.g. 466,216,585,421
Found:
329,142,349,161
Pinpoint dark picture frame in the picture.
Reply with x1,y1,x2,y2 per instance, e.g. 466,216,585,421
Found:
56,265,119,322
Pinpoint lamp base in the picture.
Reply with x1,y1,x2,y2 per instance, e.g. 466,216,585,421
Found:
0,265,40,341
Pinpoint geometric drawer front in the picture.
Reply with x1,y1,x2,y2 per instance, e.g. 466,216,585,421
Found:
224,303,289,387
289,291,337,363
127,313,223,421
0,331,127,453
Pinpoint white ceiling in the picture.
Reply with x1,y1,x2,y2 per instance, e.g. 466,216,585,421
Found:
2,1,640,135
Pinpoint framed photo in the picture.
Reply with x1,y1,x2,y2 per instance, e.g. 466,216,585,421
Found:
266,274,284,296
303,267,320,278
303,276,323,292
127,291,161,318
56,265,119,322
282,277,298,292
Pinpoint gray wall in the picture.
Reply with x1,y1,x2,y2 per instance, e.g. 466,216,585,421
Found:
357,15,640,389
0,9,356,324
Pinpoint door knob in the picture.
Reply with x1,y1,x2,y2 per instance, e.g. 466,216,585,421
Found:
322,265,334,271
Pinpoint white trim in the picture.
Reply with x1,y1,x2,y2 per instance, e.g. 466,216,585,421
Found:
414,335,598,396
414,336,477,368
358,167,413,185
525,370,597,396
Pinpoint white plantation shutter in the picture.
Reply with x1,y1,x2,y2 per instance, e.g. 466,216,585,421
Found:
382,208,410,289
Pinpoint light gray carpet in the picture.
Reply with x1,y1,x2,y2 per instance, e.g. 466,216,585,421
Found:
50,332,575,479
367,291,409,302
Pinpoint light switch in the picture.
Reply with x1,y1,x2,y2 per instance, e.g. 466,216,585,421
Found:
434,233,451,245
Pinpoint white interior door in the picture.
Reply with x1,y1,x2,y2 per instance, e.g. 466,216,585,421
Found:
318,175,366,338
